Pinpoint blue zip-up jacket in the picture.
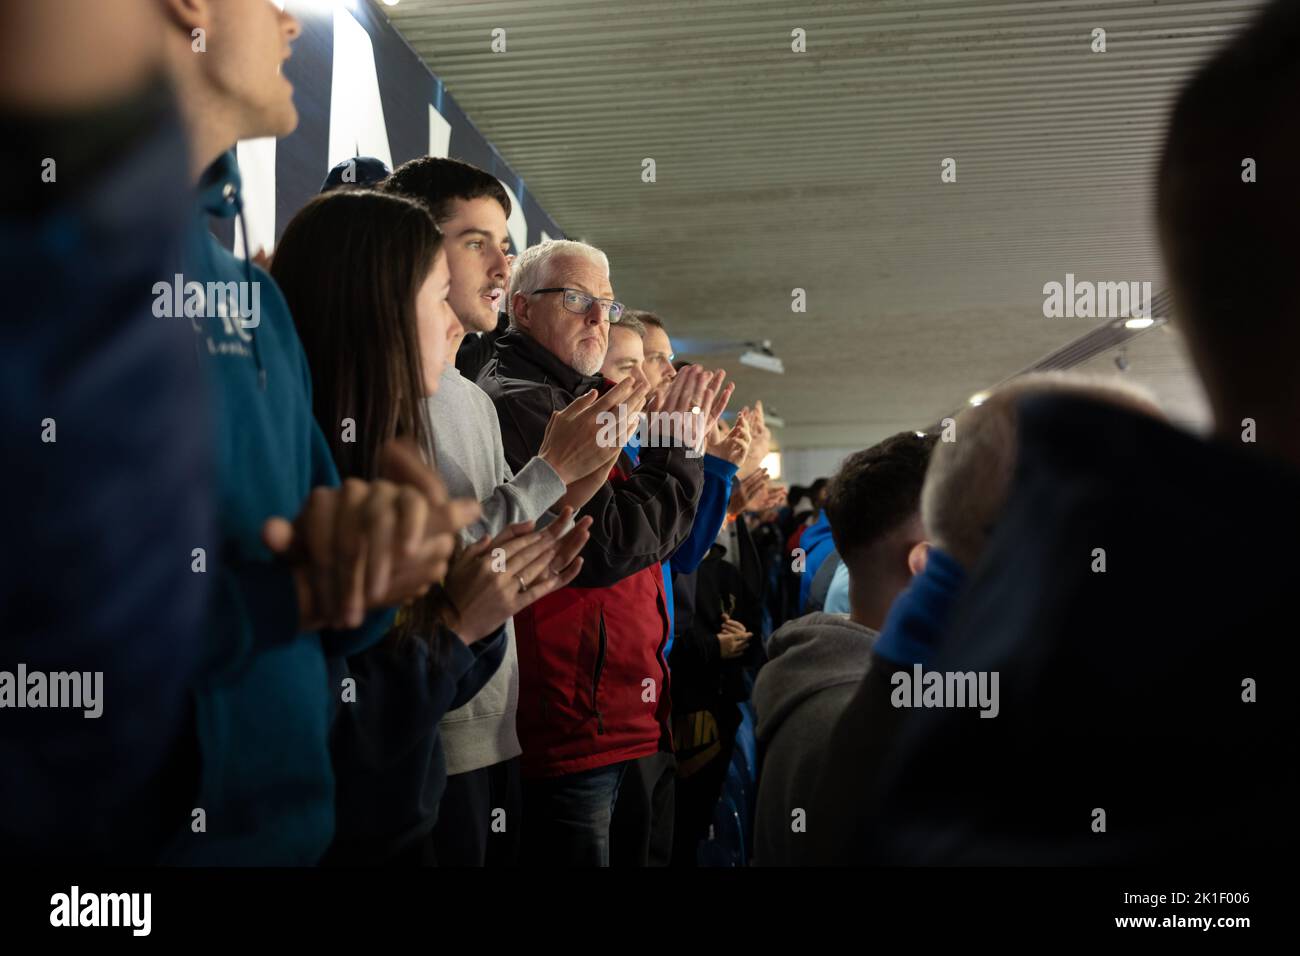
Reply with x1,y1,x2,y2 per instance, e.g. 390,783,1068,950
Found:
167,151,391,865
623,439,736,656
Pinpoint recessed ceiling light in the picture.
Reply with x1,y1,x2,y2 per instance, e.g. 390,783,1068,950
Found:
739,350,784,374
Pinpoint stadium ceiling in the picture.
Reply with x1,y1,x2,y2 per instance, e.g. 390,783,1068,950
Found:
386,0,1254,448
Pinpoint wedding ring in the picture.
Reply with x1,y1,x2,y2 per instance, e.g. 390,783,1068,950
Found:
516,575,528,593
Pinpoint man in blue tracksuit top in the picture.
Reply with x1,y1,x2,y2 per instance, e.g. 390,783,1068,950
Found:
170,149,394,864
162,1,474,863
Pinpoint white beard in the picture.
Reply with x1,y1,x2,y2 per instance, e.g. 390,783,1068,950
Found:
572,341,606,377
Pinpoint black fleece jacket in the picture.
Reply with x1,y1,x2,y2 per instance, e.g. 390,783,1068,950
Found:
477,327,703,588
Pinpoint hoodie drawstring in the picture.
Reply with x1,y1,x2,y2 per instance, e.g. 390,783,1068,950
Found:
230,187,267,391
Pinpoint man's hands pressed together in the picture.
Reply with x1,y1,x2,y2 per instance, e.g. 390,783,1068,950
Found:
717,614,753,659
262,438,481,632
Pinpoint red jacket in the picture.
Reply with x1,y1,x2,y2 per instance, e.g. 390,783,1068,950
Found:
477,330,704,777
512,457,675,776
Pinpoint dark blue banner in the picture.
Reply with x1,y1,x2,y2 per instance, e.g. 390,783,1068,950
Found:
222,0,564,257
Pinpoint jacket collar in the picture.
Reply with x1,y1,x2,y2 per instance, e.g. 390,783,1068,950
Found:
493,327,605,395
196,149,243,220
873,547,967,668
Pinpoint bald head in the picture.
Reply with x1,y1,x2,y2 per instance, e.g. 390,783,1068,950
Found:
922,373,1164,569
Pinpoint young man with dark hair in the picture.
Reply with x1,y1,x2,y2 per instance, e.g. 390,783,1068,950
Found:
812,0,1300,865
752,432,935,865
383,156,617,866
383,157,515,381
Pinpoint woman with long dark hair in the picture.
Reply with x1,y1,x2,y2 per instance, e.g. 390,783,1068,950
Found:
272,189,591,864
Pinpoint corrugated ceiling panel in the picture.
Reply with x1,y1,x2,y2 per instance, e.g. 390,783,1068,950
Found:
383,0,1263,447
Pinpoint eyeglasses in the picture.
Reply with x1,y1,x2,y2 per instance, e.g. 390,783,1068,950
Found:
530,287,625,323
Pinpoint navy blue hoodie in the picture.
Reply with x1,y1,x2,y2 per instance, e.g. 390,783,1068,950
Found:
166,152,392,865
327,625,507,865
1,85,211,863
812,394,1300,864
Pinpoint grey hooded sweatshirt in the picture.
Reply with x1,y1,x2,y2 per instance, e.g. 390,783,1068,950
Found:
425,365,566,775
751,612,878,866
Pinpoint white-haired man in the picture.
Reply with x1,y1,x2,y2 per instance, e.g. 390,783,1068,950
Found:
477,240,732,865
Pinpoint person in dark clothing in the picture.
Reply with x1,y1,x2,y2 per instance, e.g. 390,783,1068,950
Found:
827,395,1298,864
717,473,777,647
0,0,210,864
272,189,592,864
325,623,505,866
667,446,774,865
320,155,391,192
669,539,761,865
799,380,1157,866
810,0,1300,865
608,327,746,868
748,509,792,632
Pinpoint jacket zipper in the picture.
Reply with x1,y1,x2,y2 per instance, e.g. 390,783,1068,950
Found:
593,610,607,734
